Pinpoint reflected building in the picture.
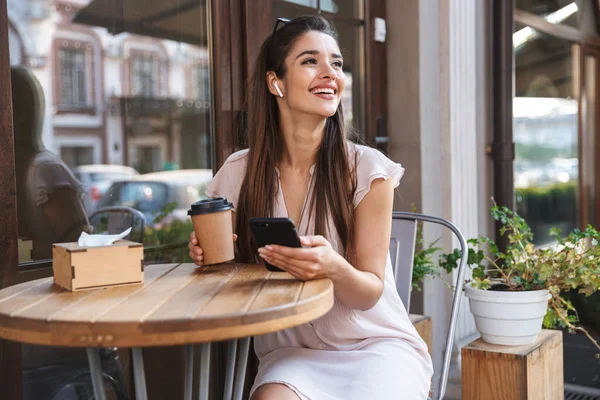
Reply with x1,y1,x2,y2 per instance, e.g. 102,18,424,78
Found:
8,0,212,173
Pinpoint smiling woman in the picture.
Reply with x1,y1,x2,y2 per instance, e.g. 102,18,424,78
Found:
188,15,433,400
272,0,367,136
269,38,345,115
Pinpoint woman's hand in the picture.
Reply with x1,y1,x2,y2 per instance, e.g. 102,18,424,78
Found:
257,235,344,280
188,231,237,266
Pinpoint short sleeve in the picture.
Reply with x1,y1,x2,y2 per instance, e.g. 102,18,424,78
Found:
353,144,405,208
205,149,249,211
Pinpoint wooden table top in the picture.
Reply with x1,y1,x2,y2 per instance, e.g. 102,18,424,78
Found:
0,263,334,348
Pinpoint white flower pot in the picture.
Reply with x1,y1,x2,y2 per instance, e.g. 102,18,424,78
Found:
464,284,551,346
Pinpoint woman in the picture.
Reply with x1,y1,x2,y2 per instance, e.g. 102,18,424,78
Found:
188,15,433,400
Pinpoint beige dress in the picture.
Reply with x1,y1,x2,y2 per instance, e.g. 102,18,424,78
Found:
206,143,433,400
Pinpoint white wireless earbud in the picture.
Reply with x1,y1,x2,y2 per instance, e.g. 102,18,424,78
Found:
274,81,284,98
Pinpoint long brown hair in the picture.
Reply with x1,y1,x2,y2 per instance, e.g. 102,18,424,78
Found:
236,15,357,264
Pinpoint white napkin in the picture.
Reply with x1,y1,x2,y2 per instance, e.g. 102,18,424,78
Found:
77,228,132,247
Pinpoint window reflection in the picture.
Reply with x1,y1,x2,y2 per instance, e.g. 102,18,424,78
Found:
282,0,340,13
516,0,580,28
9,0,213,398
514,25,579,246
9,0,213,268
131,55,159,97
59,48,89,108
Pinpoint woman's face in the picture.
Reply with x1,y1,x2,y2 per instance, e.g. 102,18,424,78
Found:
274,31,346,118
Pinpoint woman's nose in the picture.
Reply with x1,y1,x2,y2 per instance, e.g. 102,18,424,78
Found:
320,63,336,80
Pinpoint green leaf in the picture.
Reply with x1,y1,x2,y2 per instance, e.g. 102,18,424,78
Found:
472,277,491,290
538,264,552,281
543,308,558,328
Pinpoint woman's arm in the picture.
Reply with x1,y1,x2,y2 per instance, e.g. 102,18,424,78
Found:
329,177,393,310
258,177,394,311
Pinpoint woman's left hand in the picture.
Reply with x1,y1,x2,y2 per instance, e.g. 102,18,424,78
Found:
258,235,343,281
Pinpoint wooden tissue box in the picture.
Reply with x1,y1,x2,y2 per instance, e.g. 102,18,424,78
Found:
52,240,144,291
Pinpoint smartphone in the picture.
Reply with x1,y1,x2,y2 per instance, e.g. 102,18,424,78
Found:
249,217,302,272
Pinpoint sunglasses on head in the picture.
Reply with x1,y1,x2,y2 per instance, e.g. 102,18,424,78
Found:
272,18,290,35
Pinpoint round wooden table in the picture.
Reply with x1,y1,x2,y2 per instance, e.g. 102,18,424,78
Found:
0,263,334,400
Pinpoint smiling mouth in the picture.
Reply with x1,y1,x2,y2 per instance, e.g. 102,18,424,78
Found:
310,88,337,95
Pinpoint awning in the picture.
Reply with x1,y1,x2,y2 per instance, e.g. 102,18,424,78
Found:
73,0,208,46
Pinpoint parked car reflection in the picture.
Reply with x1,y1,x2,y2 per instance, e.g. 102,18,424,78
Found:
97,169,213,225
73,164,140,214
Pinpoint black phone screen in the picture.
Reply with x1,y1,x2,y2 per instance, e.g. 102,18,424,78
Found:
249,217,302,271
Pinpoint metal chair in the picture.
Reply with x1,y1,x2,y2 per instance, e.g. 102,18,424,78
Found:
88,206,146,243
390,212,469,400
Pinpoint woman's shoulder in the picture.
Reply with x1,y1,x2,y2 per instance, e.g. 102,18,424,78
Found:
223,148,249,166
347,142,398,170
206,149,248,208
347,142,405,208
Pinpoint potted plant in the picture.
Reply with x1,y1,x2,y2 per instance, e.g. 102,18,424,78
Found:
439,203,600,350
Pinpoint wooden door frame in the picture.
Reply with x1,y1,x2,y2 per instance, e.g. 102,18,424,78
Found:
211,0,246,167
591,46,600,228
0,0,22,397
0,0,19,292
580,44,600,229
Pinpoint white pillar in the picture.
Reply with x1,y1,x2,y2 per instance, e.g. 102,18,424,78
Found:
446,0,479,323
421,0,486,398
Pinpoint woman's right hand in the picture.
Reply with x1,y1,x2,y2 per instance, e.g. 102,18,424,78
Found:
188,231,238,266
188,231,204,266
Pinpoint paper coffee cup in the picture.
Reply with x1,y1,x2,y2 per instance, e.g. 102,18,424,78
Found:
188,197,234,265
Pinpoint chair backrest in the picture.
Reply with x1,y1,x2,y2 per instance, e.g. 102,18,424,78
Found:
390,211,469,400
88,206,146,243
389,217,418,310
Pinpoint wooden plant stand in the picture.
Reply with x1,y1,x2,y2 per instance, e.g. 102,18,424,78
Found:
462,329,564,400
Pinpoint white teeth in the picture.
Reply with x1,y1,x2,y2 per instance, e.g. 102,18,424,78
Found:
310,88,335,94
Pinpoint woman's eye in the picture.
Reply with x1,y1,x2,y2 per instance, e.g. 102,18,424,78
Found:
302,58,318,65
333,61,343,68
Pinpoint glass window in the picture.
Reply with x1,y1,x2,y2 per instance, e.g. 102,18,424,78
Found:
277,0,361,19
7,1,213,397
516,0,580,28
89,171,136,182
9,0,213,267
60,146,94,169
513,24,579,245
59,48,89,108
8,24,22,65
194,65,210,101
99,181,169,215
131,56,158,97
